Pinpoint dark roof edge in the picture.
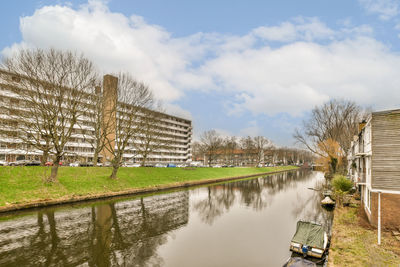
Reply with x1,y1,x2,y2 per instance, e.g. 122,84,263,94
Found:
372,108,400,116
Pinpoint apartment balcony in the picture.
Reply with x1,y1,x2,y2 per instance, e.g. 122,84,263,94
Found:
354,145,370,157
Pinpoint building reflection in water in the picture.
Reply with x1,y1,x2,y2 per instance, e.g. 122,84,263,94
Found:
0,191,189,267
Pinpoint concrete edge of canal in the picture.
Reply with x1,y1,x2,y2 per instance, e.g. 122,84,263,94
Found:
0,168,301,214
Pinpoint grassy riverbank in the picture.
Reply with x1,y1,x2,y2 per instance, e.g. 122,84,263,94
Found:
329,204,400,266
0,165,297,208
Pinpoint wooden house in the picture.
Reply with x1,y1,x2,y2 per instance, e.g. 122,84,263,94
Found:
348,109,400,228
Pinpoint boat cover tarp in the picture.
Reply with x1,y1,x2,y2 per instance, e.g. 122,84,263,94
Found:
291,221,325,249
284,257,317,267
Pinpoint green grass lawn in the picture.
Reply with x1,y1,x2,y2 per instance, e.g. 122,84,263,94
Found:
0,165,297,207
329,205,400,266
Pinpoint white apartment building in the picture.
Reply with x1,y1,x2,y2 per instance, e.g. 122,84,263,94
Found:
0,69,192,164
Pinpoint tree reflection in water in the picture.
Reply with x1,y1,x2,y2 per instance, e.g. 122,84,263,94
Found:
0,191,189,267
194,170,313,225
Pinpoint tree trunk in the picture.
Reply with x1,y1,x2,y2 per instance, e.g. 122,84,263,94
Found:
41,150,48,166
48,155,61,182
92,151,99,167
141,154,148,167
255,155,261,167
110,165,119,179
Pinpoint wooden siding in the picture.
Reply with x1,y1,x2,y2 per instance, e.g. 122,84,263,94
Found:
371,112,400,190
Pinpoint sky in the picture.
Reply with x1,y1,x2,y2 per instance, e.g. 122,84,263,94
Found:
1,0,400,146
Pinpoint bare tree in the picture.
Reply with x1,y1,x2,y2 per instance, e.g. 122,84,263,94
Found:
200,130,222,166
191,141,203,162
222,136,237,166
262,145,274,166
240,136,255,166
103,73,154,179
134,108,172,166
3,48,98,181
294,99,363,173
253,136,272,167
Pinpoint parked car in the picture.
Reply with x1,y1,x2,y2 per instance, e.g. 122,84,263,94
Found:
167,163,176,167
103,161,112,167
123,162,141,167
212,164,222,168
26,160,41,166
189,161,203,167
45,161,63,166
177,164,188,168
155,163,167,168
69,162,80,167
79,162,93,167
0,160,8,166
9,160,30,166
122,162,137,167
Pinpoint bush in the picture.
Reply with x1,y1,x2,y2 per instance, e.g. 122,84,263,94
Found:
332,175,353,192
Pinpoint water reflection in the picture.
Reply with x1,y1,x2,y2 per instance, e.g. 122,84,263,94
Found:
193,170,314,225
0,191,189,267
0,170,331,267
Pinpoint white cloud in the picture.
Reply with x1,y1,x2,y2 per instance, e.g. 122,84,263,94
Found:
200,36,400,116
2,1,400,119
359,0,399,20
4,2,191,103
251,17,335,42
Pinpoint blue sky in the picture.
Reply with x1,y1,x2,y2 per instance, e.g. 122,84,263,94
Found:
1,0,400,146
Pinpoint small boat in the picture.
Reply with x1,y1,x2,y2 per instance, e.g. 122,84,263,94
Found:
283,257,317,267
321,196,335,207
289,221,329,259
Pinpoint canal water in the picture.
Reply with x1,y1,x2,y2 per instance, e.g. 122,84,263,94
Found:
0,170,332,267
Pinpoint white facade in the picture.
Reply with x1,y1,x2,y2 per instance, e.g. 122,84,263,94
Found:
348,117,372,186
348,118,373,213
0,69,192,164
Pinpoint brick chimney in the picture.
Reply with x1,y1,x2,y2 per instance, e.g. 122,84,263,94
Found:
101,74,118,162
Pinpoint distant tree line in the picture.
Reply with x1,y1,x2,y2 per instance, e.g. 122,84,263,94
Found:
192,130,314,167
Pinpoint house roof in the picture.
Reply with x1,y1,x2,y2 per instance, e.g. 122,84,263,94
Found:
372,108,400,116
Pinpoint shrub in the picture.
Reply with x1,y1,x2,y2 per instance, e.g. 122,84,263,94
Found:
332,175,353,192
